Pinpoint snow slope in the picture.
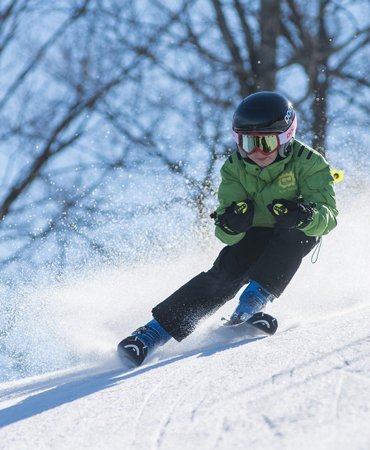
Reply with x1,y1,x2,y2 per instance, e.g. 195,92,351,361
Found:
0,191,370,449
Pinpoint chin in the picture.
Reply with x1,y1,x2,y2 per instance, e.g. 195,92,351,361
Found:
257,159,274,167
248,152,278,167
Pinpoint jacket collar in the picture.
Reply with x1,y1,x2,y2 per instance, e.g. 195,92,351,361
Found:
242,149,293,180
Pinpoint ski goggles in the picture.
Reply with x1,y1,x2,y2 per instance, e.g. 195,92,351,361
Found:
232,115,297,156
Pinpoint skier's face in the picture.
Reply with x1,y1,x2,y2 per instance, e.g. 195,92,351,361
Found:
246,149,278,167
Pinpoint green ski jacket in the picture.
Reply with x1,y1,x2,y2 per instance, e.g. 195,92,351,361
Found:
215,139,338,245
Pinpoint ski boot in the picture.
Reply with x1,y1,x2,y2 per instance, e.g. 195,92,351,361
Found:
223,280,278,335
117,319,172,367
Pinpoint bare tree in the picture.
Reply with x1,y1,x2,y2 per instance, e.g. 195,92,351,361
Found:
109,0,283,223
0,0,369,277
0,1,180,274
280,0,370,153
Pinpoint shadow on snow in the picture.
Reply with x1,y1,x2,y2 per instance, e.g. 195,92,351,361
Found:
0,336,263,429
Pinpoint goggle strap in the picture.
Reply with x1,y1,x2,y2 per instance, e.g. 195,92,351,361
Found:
232,129,239,144
278,115,297,144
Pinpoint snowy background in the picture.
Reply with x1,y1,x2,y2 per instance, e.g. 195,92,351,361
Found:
0,180,370,449
1,1,370,449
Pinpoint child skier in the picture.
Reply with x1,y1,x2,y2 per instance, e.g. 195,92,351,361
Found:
117,91,338,366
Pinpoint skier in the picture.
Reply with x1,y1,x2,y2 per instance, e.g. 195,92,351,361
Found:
117,91,338,366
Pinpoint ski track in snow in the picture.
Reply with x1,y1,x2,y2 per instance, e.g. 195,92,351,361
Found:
0,191,370,449
1,309,370,450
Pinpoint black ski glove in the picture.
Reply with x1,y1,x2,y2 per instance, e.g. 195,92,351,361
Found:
210,200,254,235
267,199,314,229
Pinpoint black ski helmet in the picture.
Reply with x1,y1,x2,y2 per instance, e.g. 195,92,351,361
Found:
232,91,297,157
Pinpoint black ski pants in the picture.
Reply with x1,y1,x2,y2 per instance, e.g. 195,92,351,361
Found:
152,227,318,341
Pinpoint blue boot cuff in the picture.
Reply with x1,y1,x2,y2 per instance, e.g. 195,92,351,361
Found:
146,319,172,343
240,280,275,304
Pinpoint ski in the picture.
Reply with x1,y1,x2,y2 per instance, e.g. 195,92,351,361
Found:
222,312,278,336
117,336,148,367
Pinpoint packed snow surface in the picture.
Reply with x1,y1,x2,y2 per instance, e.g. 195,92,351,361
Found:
0,191,370,449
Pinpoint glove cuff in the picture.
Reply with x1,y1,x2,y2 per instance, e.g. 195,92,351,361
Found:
217,222,241,235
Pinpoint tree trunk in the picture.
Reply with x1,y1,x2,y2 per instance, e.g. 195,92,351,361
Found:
256,0,280,91
310,2,331,155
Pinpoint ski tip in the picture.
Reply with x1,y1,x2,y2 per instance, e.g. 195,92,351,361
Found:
117,338,147,368
247,312,278,335
221,312,278,335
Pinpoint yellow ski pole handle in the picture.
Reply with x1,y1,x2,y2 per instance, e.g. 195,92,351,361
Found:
331,169,344,183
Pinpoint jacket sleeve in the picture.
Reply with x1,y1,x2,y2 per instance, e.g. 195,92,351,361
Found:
214,157,249,245
298,156,338,237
